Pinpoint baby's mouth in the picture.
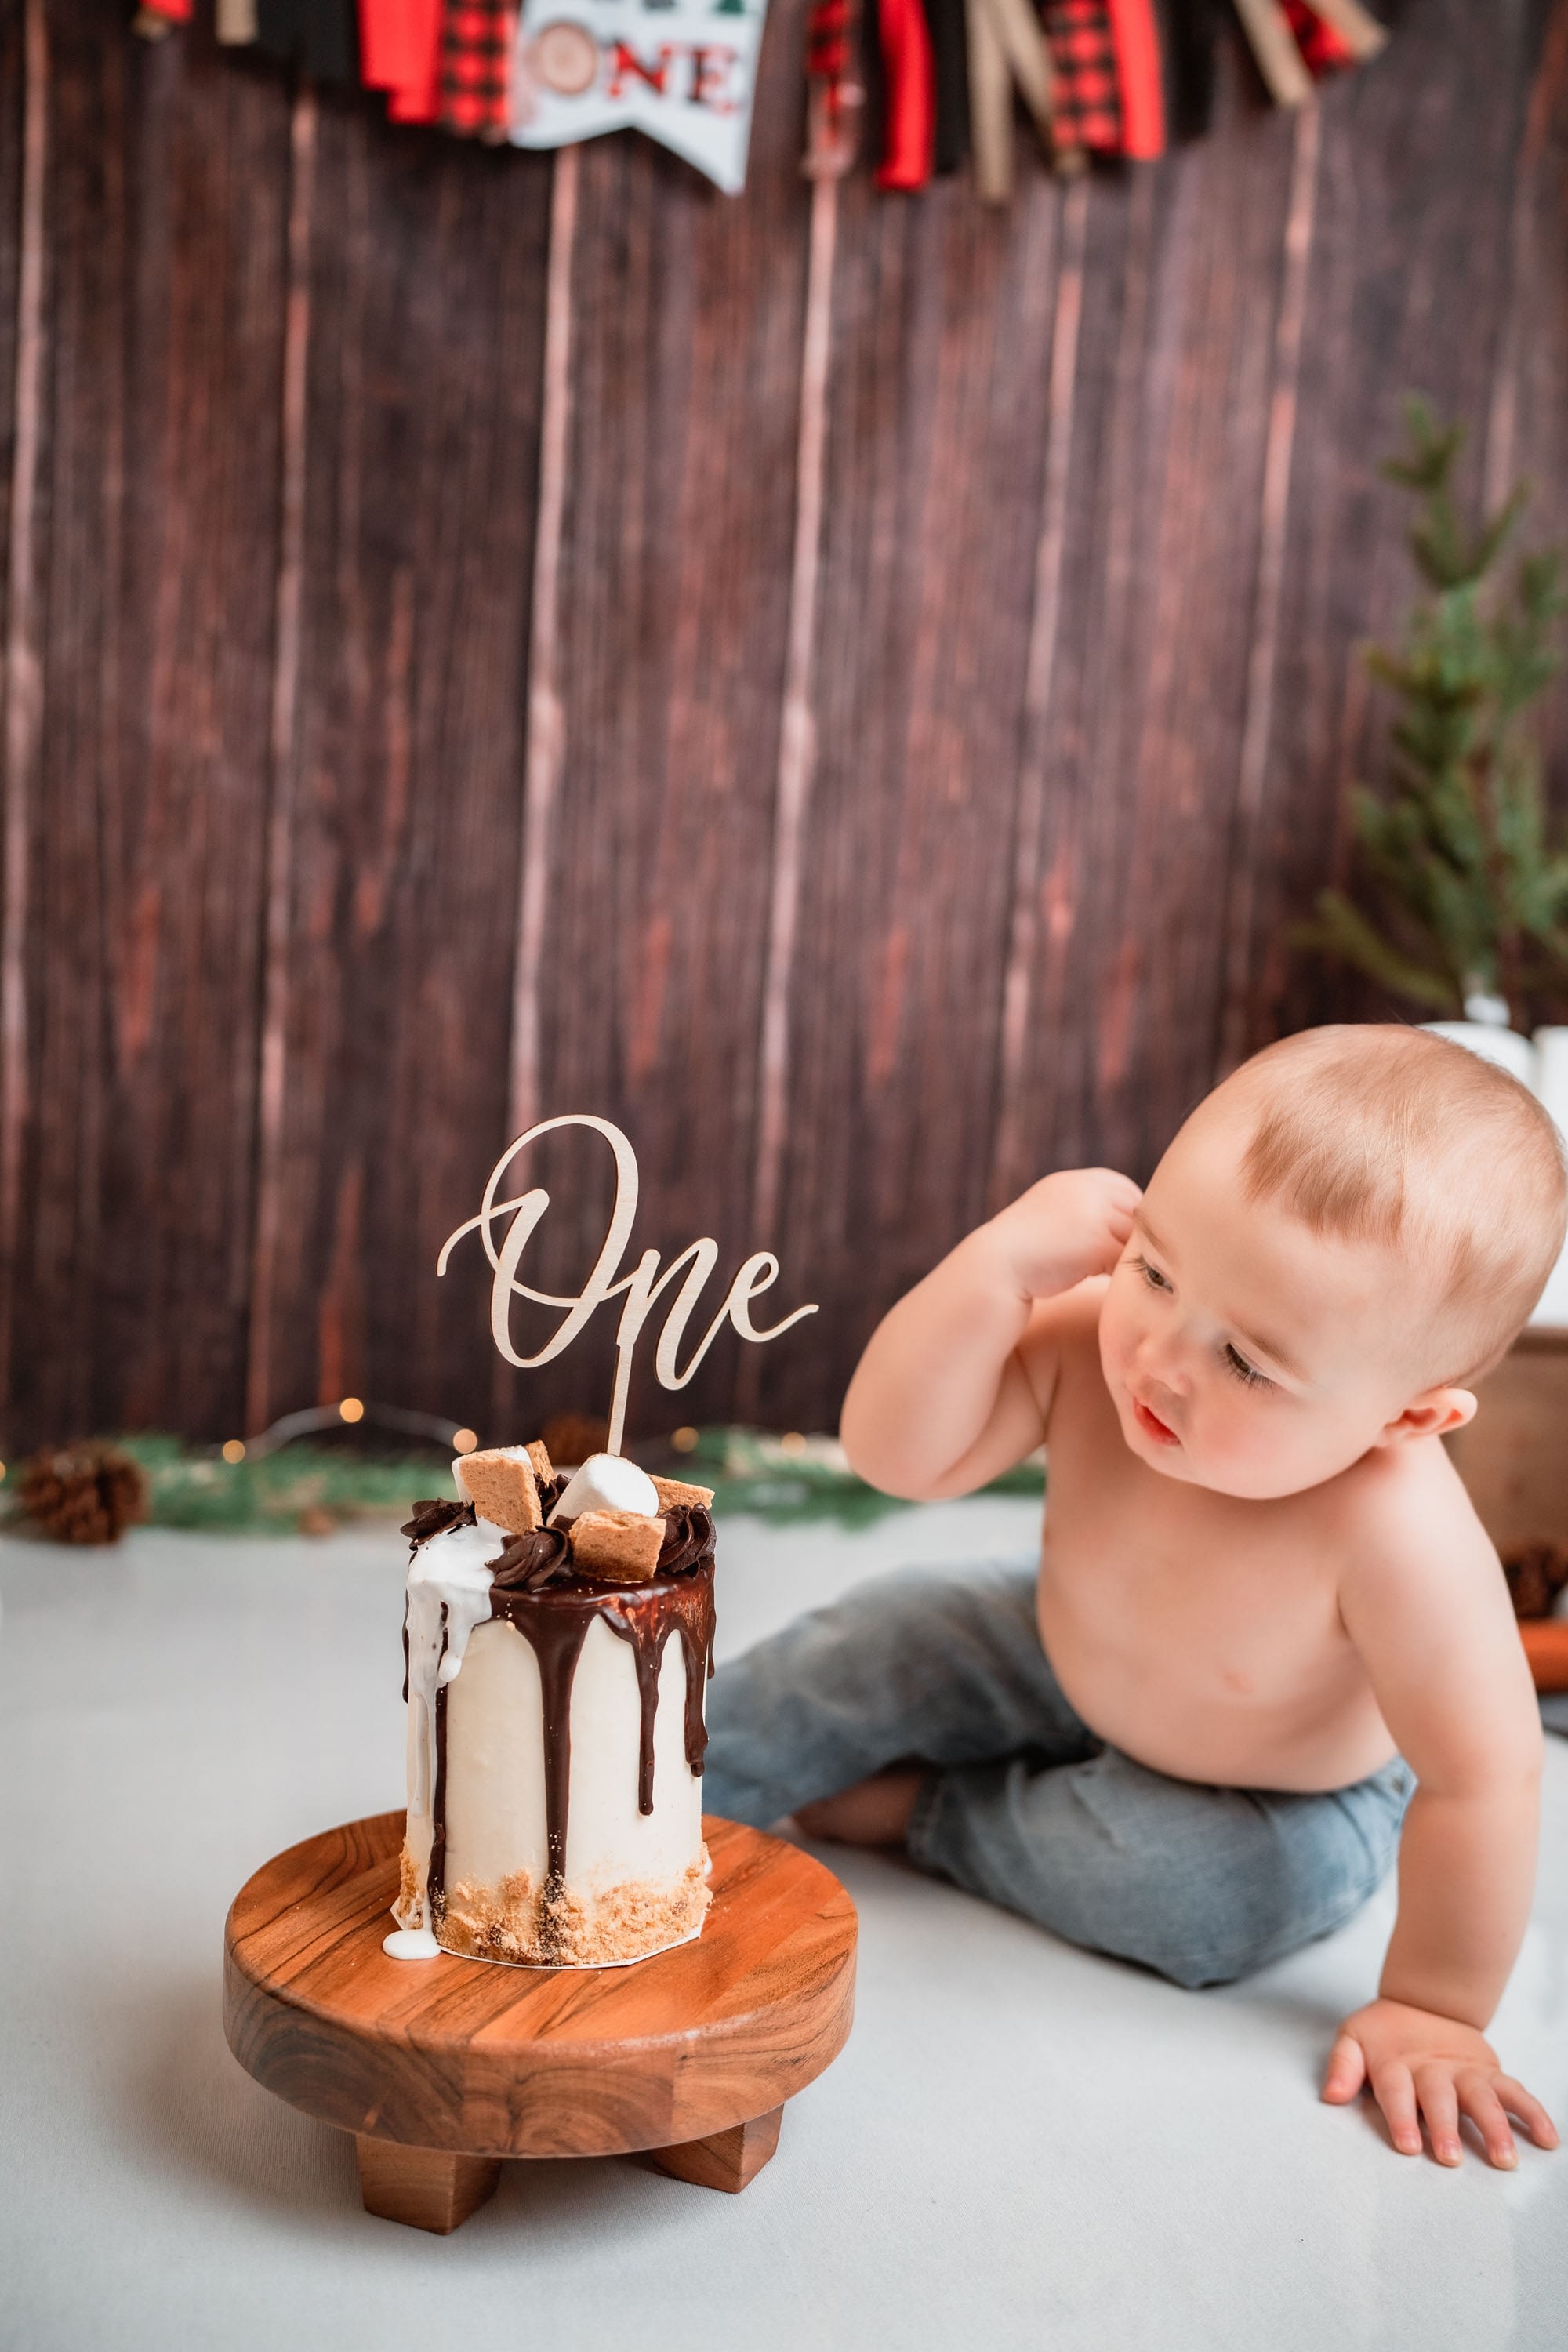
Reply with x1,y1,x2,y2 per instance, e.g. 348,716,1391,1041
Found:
1132,1396,1180,1447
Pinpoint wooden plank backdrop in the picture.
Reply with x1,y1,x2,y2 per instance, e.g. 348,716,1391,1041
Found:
2,0,1566,1452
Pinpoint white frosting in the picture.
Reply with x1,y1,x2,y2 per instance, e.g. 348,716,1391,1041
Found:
547,1450,659,1526
398,1519,498,1926
383,1927,440,1961
441,1614,702,1897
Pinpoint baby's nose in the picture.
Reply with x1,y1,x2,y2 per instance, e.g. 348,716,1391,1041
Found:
1135,1327,1188,1393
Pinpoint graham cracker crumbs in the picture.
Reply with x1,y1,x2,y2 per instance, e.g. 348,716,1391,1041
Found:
434,1867,540,1964
393,1840,426,1931
435,1852,711,1968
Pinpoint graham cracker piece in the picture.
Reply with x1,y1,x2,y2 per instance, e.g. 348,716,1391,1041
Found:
568,1509,666,1583
651,1474,715,1513
525,1439,554,1487
454,1446,543,1534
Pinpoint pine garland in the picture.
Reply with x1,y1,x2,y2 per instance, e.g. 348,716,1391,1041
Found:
2,1427,1044,1539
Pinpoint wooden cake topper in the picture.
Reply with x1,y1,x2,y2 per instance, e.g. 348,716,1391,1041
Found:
437,1114,818,1454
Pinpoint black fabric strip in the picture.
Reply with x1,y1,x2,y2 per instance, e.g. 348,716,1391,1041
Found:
1154,0,1221,143
256,0,360,83
924,0,971,174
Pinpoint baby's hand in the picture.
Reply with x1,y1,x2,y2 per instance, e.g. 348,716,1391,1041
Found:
1322,1998,1559,2168
987,1168,1142,1301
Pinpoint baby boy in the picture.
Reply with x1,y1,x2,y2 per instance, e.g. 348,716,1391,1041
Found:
703,1025,1565,2168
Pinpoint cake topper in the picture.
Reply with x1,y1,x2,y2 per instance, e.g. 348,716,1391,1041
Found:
438,1114,818,1455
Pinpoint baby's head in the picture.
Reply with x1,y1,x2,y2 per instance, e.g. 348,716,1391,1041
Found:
1098,1025,1567,1499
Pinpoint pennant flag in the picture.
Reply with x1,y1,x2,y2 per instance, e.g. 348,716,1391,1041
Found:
511,0,771,194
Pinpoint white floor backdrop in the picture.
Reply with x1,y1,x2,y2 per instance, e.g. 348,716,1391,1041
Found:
3,1499,1566,2352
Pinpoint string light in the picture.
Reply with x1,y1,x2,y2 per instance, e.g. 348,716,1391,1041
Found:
672,1426,699,1454
221,1439,246,1465
452,1428,479,1454
779,1431,807,1456
339,1397,365,1424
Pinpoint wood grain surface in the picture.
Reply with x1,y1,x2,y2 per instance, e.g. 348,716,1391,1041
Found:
353,2136,502,2231
223,1810,858,2159
4,1,1567,1450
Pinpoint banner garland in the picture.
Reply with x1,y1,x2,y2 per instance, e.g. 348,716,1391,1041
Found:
131,0,1388,198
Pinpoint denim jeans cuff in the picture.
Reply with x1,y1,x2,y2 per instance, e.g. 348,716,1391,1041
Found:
905,1765,949,1872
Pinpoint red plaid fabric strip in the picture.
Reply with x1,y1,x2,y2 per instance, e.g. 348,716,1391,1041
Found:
440,0,516,134
1044,0,1122,151
1283,0,1356,73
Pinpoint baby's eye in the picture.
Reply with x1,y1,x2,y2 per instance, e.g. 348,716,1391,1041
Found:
1133,1256,1172,1293
1223,1344,1271,1390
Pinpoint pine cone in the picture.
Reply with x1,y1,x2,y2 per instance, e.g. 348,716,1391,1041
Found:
1503,1541,1568,1621
17,1443,150,1545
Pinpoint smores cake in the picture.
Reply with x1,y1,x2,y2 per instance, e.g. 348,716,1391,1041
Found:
392,1439,717,1967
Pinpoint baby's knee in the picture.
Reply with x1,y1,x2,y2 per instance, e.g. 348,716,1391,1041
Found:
936,1760,1401,1989
1093,1798,1398,1989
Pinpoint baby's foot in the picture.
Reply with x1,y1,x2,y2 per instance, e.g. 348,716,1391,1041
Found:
794,1768,923,1848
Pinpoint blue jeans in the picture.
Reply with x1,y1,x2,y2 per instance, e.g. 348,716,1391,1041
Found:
704,1560,1414,1989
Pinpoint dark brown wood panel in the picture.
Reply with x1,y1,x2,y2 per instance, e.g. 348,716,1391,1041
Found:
5,0,1568,1452
761,167,1072,1431
13,5,290,1448
488,0,814,1442
0,0,22,685
252,94,553,1435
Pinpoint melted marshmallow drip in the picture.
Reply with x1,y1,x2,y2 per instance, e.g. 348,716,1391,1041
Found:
383,1927,441,1961
399,1519,498,1928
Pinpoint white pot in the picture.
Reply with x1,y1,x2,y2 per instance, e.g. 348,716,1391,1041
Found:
1424,1022,1568,1328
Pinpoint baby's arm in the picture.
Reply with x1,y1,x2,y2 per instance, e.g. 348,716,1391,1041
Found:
840,1168,1140,1499
1327,1481,1557,2168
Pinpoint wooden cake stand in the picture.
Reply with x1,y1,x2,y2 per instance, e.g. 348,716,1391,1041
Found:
223,1810,858,2233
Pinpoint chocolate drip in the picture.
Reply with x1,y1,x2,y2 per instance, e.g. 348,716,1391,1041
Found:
429,1600,451,1915
684,1625,710,1778
485,1562,717,1854
430,1679,449,1918
525,1606,595,1923
619,1619,665,1814
591,1572,716,1813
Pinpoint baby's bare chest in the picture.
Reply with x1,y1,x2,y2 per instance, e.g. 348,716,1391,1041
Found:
1029,1348,1387,1778
1042,1416,1351,1692
1049,1484,1341,1656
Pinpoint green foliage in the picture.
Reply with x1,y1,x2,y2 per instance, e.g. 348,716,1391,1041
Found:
1296,397,1568,1033
105,1435,448,1531
680,1427,1045,1529
2,1428,1047,1539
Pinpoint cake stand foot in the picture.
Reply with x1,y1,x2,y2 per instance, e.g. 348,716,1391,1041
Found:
644,2104,785,2194
355,2135,502,2233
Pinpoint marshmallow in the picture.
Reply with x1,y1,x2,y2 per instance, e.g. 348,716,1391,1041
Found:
549,1451,660,1526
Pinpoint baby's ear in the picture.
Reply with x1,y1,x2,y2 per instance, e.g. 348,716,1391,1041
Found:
1380,1385,1477,1445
